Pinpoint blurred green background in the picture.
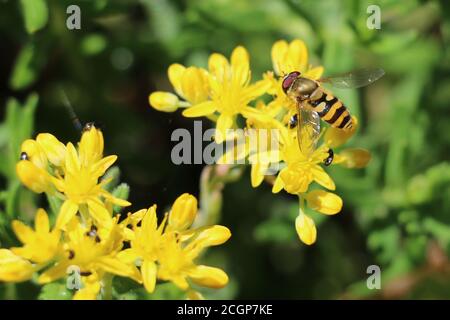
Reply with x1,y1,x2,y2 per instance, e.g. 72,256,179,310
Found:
1,0,450,299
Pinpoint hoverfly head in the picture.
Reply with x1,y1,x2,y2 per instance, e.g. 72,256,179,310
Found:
282,71,301,94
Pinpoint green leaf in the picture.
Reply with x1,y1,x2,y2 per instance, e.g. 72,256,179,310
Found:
148,282,185,300
111,183,130,213
367,225,400,264
38,283,73,300
20,0,49,34
112,276,141,295
4,94,38,179
47,193,63,219
102,166,121,192
5,180,21,218
80,34,108,56
254,219,296,244
9,43,37,90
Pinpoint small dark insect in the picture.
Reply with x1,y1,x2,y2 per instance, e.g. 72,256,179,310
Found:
86,225,101,243
68,250,75,260
289,114,298,129
20,152,29,161
324,148,334,166
83,122,96,132
80,271,92,276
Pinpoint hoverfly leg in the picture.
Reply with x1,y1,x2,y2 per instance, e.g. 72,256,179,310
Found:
289,114,298,129
324,148,334,166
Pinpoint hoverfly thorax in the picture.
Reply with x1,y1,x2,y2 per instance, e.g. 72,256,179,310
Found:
282,71,318,102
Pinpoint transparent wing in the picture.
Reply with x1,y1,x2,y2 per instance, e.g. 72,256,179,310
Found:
297,103,320,157
318,67,385,89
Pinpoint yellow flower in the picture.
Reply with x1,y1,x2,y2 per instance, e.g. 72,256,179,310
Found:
52,141,126,229
72,275,102,300
294,190,343,245
118,205,166,293
11,209,61,264
295,210,316,246
271,39,324,77
305,190,343,215
118,194,231,293
16,126,131,230
167,193,198,231
263,39,325,115
157,232,229,290
38,216,140,286
20,139,48,168
185,46,271,142
16,160,52,193
150,64,210,112
149,46,271,143
0,249,34,282
36,133,66,167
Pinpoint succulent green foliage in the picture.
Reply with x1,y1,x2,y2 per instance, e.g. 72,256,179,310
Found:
0,0,449,300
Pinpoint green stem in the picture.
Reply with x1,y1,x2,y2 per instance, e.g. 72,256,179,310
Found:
298,194,305,214
102,274,113,300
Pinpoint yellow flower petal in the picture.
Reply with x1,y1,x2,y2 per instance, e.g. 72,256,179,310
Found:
230,46,250,86
311,165,336,190
149,91,180,112
182,101,216,118
38,262,70,284
0,249,34,282
187,290,205,300
336,148,371,169
12,220,34,244
35,208,50,234
79,126,104,165
288,39,308,72
87,199,113,228
208,53,229,80
188,265,228,289
306,190,343,215
55,200,79,230
21,139,47,169
271,40,288,75
36,133,66,167
73,282,101,300
117,248,139,264
272,174,284,193
168,193,198,231
305,66,324,80
168,63,186,96
96,257,140,282
215,114,234,144
92,155,117,177
181,67,209,104
324,116,358,148
142,260,157,293
142,205,158,236
295,212,316,245
241,79,271,102
102,192,131,207
16,160,51,193
192,225,231,247
251,162,267,187
65,143,81,173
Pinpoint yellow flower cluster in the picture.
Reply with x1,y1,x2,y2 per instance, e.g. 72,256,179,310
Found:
149,39,371,245
0,125,231,299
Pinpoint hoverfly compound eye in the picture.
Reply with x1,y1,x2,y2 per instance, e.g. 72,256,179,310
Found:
282,71,301,94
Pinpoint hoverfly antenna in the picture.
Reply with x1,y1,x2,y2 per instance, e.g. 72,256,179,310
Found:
59,87,83,132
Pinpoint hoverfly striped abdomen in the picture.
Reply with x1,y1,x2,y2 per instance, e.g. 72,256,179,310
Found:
309,89,353,131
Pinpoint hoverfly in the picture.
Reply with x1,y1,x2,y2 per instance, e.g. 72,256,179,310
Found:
282,68,385,165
